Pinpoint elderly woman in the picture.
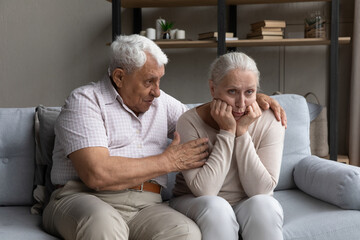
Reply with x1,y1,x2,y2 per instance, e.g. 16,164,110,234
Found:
170,52,285,240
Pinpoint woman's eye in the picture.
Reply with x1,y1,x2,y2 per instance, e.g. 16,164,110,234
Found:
246,90,254,95
228,89,236,94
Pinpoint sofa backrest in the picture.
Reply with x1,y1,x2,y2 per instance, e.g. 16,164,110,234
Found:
0,108,36,206
272,94,311,190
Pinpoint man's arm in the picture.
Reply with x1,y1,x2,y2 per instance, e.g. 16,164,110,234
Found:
69,132,209,191
256,93,287,128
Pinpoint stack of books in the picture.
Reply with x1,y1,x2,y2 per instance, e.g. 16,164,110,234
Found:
198,32,238,41
247,20,286,40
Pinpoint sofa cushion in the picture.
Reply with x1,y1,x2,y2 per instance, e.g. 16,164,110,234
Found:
0,108,36,205
272,94,311,190
0,206,59,239
35,106,61,200
294,156,360,210
275,189,360,240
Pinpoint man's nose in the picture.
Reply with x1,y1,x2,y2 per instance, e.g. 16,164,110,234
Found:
151,84,161,98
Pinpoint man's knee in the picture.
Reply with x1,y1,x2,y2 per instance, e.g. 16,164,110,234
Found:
147,220,201,240
167,219,202,240
77,207,129,240
45,198,129,240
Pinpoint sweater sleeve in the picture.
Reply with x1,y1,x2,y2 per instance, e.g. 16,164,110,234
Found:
235,110,285,197
176,111,235,196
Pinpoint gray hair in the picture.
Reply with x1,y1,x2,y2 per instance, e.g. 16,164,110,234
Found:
209,52,260,87
109,34,168,75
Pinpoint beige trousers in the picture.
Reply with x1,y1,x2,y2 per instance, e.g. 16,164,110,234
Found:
43,181,201,240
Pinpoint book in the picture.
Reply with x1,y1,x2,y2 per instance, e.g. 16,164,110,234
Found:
251,27,283,32
200,37,239,41
247,35,284,40
247,30,283,38
250,20,286,30
198,31,234,40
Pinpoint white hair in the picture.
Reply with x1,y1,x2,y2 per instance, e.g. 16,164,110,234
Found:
209,52,260,87
109,34,168,74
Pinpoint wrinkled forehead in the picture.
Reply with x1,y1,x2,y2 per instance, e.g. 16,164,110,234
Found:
219,68,258,86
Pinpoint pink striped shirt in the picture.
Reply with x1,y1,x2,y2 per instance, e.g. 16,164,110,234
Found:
51,75,188,187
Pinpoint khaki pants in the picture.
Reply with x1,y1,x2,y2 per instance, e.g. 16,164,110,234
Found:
43,181,201,240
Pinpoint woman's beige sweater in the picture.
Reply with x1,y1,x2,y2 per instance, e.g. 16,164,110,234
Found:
172,107,285,205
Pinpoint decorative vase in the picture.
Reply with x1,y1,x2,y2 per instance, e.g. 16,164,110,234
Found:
162,32,171,39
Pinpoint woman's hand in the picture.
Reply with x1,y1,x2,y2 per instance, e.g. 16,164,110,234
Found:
210,99,237,134
236,101,262,137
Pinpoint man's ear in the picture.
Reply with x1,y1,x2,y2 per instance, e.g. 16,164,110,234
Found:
209,80,215,97
112,68,125,88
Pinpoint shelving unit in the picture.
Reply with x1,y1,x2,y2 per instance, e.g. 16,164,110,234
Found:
153,37,350,48
117,0,332,8
109,0,351,161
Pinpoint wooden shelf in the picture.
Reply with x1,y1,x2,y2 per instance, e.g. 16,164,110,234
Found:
117,0,331,8
154,37,351,48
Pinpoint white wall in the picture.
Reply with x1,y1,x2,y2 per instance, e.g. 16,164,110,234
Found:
0,0,354,153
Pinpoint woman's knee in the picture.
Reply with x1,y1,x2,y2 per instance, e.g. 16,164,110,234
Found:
193,196,239,239
246,195,283,216
171,195,235,219
196,195,234,213
236,195,284,239
236,194,283,225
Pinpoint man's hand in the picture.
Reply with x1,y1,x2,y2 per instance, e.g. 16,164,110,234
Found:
162,132,209,171
256,93,287,128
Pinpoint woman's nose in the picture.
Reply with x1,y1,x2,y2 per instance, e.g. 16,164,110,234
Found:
235,96,245,108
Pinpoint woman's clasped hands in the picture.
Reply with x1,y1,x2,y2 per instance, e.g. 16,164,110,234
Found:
210,99,262,137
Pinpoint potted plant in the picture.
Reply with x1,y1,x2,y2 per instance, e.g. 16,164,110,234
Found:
160,21,174,39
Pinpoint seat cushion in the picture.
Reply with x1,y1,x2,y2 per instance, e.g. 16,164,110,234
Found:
0,206,59,239
0,108,36,205
275,189,360,240
271,94,311,190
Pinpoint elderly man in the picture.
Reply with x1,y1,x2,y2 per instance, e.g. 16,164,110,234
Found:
43,34,286,240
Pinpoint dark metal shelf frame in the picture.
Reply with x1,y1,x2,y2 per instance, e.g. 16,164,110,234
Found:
110,0,339,161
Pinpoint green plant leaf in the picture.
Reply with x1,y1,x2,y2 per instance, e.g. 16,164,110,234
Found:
160,21,174,31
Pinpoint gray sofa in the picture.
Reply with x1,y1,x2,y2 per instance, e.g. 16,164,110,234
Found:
1,94,360,240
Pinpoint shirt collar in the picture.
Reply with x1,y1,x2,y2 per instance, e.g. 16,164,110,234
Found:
100,74,122,105
99,74,140,118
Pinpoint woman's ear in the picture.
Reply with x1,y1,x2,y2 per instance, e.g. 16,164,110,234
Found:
112,68,125,89
209,80,216,97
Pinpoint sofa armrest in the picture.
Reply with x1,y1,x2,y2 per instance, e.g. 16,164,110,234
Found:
294,156,360,210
